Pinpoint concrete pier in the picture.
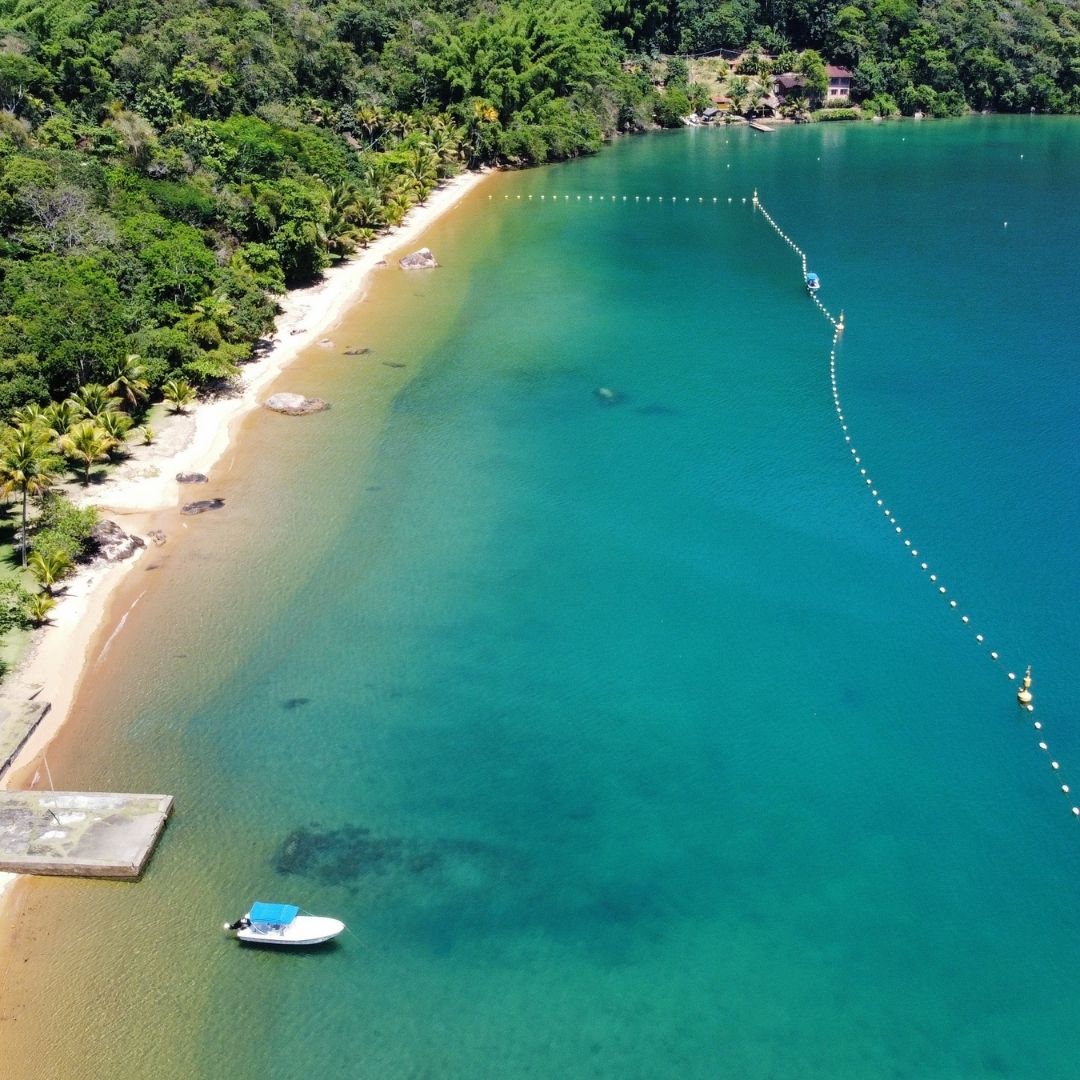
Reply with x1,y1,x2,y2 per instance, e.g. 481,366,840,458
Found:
0,688,51,778
0,791,173,878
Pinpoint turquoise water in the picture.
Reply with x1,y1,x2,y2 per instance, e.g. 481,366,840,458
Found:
8,118,1080,1078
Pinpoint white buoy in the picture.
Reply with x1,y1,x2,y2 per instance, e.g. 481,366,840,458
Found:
1064,785,1071,794
1039,741,1048,750
1052,761,1060,770
990,651,999,659
1009,672,1017,680
1035,721,1042,729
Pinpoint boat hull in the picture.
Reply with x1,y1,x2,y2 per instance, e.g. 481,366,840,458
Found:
235,915,345,946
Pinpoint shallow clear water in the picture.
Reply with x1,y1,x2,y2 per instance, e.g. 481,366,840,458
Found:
4,117,1080,1079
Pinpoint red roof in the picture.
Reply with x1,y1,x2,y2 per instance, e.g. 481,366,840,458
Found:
826,66,853,78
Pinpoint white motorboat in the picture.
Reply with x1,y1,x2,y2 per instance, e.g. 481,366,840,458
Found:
225,902,345,946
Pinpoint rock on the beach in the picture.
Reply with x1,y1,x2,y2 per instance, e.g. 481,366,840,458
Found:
147,530,167,546
176,472,208,484
181,499,225,516
399,247,439,270
264,393,330,415
89,520,146,562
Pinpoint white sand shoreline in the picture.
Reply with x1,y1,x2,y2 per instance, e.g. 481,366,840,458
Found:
0,169,490,903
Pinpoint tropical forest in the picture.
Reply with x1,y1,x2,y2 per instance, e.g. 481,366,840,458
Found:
0,0,1076,632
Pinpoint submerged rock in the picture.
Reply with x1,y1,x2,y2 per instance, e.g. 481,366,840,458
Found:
181,498,225,516
89,520,146,562
176,472,208,484
264,393,330,415
399,247,438,270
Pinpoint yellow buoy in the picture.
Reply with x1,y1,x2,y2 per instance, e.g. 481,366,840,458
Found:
1017,664,1033,707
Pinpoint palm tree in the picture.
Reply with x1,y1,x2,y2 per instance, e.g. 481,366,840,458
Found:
355,103,383,148
383,191,413,228
728,76,750,115
106,354,150,410
181,294,237,349
162,378,197,414
0,430,58,566
427,128,463,176
384,111,411,144
43,399,80,438
352,191,385,230
58,420,116,484
25,592,56,626
28,550,71,595
8,403,51,431
98,409,134,455
402,147,439,203
69,383,122,424
324,184,363,257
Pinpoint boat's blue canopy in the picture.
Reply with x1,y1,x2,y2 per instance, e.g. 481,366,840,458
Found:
806,272,819,283
249,902,299,925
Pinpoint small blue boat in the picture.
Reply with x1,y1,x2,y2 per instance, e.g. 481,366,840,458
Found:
805,272,820,292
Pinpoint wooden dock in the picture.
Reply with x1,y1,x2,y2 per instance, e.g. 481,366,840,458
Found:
749,121,774,133
0,791,173,878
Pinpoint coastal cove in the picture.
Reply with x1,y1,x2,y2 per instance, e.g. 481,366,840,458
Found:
2,117,1080,1078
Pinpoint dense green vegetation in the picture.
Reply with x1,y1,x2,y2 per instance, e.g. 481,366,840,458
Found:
0,0,1076,416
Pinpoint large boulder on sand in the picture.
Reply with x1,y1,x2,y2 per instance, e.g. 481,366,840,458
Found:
399,247,439,270
264,393,330,415
90,520,146,562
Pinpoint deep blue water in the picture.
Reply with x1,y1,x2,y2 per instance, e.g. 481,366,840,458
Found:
8,117,1080,1079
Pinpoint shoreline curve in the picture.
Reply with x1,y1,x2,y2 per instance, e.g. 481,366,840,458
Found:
0,168,491,904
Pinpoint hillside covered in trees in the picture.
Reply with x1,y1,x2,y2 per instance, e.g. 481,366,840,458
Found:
0,0,1076,421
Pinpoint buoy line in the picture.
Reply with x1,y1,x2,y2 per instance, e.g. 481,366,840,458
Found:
479,189,1078,823
752,191,1079,825
486,193,751,204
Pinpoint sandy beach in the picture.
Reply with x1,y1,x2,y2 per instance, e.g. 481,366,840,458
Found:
0,169,489,902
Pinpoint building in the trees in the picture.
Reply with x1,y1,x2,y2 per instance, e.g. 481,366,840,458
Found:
826,66,853,101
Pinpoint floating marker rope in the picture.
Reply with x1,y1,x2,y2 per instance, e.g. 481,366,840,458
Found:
753,191,1079,825
481,187,1076,823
